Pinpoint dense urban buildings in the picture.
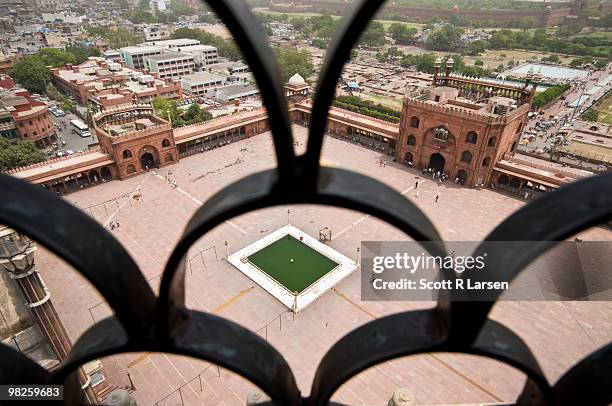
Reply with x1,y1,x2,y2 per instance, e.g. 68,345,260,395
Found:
0,76,56,147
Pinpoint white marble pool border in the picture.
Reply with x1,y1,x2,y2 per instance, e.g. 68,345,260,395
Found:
227,225,357,312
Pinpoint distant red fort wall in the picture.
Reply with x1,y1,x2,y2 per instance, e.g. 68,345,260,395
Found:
269,1,577,27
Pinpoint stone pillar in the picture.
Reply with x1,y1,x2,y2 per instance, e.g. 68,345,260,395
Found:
0,226,98,404
388,388,416,406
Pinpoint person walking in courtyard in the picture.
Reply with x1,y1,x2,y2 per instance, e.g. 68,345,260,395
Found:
415,190,419,198
434,192,440,203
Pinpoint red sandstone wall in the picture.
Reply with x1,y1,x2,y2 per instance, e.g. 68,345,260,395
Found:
269,1,572,26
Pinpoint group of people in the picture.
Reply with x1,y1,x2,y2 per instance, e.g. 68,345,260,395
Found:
109,219,121,230
422,167,449,183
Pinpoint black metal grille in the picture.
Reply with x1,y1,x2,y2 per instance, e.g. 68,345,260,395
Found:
1,1,611,404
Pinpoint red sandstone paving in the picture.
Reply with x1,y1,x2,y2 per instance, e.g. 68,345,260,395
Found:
31,125,611,405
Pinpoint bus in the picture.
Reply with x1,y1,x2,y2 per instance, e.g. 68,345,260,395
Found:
70,119,90,138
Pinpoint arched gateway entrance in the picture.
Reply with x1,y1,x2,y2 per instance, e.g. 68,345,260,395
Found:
140,153,156,170
428,153,445,173
139,145,159,170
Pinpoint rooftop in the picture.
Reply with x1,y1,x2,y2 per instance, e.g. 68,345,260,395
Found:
120,45,163,54
180,71,226,84
146,52,193,62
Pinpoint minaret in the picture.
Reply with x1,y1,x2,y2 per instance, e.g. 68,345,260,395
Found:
0,226,98,404
445,57,454,78
432,57,442,86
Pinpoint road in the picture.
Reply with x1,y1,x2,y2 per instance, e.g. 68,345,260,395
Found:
47,111,99,157
518,63,611,169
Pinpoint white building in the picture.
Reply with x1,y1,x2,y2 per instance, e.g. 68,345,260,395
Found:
143,25,171,42
149,0,167,13
146,38,218,66
180,72,227,96
145,52,195,80
214,83,259,102
120,45,163,70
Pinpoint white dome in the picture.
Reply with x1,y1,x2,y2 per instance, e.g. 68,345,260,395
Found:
288,73,306,87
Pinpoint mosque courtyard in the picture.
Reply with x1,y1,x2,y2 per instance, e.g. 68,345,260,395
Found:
34,125,611,405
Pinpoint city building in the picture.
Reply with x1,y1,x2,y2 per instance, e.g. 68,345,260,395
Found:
146,38,219,67
213,83,259,102
7,74,589,198
148,0,167,13
180,71,226,96
120,45,163,70
144,52,195,80
51,58,182,109
0,79,56,147
397,57,534,187
143,24,171,42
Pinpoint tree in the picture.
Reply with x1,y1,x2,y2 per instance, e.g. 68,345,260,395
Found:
467,40,489,55
274,47,313,83
542,54,560,63
474,59,484,66
425,25,464,51
65,46,101,64
105,28,143,48
152,97,182,126
594,59,607,70
35,48,76,67
388,23,416,45
359,21,386,48
9,58,52,93
184,103,213,124
0,138,46,171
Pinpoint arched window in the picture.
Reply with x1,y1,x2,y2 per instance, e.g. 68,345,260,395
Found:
511,141,517,152
460,151,472,164
407,135,416,146
482,157,491,167
126,164,136,174
409,116,419,128
123,150,132,159
164,153,173,163
487,137,496,147
162,139,171,148
465,131,477,144
33,131,37,136
516,122,523,134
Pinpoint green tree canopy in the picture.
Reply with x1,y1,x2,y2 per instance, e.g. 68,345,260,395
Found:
359,21,386,48
152,97,182,125
388,23,417,45
0,138,46,171
425,25,464,51
8,57,52,93
65,46,101,64
184,102,213,124
35,48,77,67
274,47,313,83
